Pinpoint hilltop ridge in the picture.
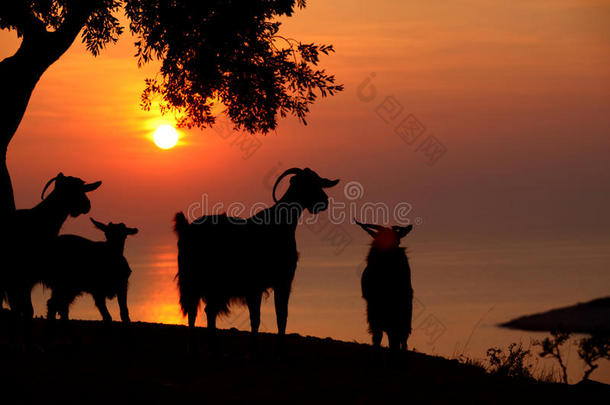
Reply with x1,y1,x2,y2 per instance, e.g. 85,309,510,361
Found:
0,316,608,404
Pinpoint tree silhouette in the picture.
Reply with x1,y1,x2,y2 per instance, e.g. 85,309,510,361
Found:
577,334,609,382
0,0,342,214
534,330,571,383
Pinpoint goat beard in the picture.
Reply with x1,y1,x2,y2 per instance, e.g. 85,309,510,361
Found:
70,207,90,217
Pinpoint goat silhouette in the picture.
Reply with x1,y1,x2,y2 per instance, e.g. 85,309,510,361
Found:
44,218,137,341
174,168,339,354
0,173,101,345
356,219,413,355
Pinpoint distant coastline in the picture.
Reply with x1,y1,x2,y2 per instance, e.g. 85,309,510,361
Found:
500,297,610,334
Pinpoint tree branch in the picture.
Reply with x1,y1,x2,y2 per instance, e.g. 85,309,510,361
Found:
46,0,97,59
15,0,98,67
5,0,47,37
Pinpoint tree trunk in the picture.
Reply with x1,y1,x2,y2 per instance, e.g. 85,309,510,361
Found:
0,153,14,214
0,38,47,214
0,17,87,216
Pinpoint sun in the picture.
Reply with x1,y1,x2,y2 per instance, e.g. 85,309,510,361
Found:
153,125,179,149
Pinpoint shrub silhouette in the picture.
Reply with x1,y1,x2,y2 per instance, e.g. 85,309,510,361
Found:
486,343,534,380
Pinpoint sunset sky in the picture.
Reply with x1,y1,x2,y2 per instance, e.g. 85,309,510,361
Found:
1,0,609,382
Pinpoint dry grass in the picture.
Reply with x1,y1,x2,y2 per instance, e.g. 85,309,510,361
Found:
0,314,607,404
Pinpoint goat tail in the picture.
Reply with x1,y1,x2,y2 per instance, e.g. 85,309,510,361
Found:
174,212,197,317
177,268,197,317
176,251,197,317
174,212,189,237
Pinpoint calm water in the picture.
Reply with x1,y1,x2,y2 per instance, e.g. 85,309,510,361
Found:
30,230,610,384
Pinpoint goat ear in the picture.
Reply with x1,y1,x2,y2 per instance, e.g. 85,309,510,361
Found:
397,225,413,239
83,181,102,192
90,218,107,231
320,178,339,188
126,227,139,235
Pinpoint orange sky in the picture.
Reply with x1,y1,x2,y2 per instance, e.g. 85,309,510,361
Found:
1,0,608,244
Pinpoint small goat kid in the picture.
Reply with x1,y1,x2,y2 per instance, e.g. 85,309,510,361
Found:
175,168,339,352
356,219,413,354
45,219,138,328
1,173,101,341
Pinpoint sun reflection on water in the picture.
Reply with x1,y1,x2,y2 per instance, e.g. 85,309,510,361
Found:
129,244,186,326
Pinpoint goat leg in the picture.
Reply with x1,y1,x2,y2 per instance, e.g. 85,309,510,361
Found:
247,292,262,356
6,291,22,349
94,295,112,330
19,290,34,349
388,331,400,355
58,304,79,345
117,284,130,324
187,306,199,356
371,329,384,363
45,297,58,345
372,329,383,348
274,286,290,355
117,285,133,346
205,304,218,354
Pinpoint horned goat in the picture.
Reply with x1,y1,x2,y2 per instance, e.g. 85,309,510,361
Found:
0,173,101,343
174,167,339,353
356,219,413,354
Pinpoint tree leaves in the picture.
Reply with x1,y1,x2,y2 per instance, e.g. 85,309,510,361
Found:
125,0,343,133
81,1,123,56
1,1,342,135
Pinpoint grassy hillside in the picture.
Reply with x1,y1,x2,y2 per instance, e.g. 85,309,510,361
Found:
0,315,607,404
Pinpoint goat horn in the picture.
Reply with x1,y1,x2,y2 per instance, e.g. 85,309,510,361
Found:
272,168,302,203
355,218,384,231
40,175,60,200
354,218,379,238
